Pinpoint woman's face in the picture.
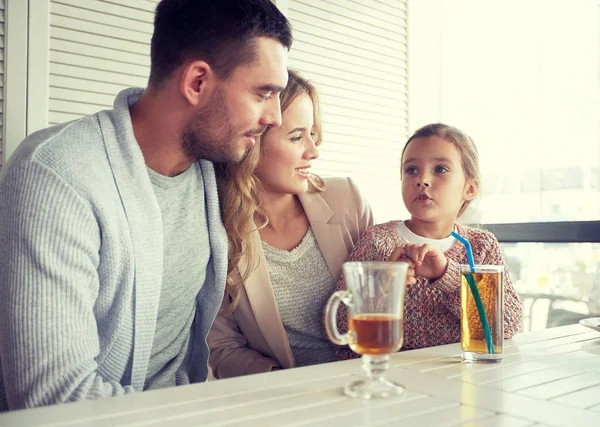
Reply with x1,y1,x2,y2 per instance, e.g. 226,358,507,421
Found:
254,93,319,195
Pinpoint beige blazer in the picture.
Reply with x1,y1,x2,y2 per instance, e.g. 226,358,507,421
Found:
208,177,374,379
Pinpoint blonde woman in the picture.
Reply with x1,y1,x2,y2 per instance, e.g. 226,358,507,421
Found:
208,70,374,378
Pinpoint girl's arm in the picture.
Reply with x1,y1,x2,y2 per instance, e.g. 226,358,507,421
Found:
429,258,462,319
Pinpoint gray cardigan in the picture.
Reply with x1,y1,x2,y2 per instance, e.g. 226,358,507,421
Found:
0,88,227,410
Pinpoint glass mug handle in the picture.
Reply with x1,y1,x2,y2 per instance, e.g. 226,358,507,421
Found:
325,290,353,346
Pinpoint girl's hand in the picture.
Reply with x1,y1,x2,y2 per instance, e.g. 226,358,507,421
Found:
388,244,448,280
387,249,416,285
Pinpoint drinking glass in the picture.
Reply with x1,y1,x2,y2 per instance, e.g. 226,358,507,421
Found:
325,261,408,399
460,264,504,362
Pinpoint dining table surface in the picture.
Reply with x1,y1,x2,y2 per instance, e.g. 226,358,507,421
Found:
1,323,599,427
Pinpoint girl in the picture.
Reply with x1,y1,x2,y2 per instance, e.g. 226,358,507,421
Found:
208,70,374,377
336,123,523,359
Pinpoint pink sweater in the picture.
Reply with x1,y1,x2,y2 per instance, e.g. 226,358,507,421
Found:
336,221,523,360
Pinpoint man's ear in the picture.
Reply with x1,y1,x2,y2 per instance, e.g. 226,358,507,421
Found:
179,60,214,106
464,179,478,201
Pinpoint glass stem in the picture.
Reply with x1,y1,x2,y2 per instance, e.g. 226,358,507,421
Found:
362,355,390,382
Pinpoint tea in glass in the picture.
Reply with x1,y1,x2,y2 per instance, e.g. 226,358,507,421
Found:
325,261,408,399
348,313,402,356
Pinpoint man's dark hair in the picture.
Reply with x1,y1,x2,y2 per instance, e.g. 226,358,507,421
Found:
149,0,293,87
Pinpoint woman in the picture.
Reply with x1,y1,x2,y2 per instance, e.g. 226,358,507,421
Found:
208,70,373,378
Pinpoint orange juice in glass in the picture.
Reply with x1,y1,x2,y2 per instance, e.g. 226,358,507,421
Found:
460,265,504,362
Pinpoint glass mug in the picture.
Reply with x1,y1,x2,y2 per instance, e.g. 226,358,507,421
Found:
325,261,408,399
460,264,504,362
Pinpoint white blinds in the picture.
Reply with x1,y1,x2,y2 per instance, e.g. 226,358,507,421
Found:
0,0,5,170
44,0,408,220
286,0,409,220
48,0,157,126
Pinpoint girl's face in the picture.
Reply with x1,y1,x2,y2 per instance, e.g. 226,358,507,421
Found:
254,93,318,195
401,136,477,225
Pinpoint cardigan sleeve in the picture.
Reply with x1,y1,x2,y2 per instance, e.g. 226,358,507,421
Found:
0,161,134,410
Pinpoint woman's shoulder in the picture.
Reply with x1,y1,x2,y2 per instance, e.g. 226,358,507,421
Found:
321,176,356,195
312,177,365,215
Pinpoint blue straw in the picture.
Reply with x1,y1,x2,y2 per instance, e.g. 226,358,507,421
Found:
451,231,495,354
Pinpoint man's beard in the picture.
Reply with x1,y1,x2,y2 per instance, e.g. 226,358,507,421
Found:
181,88,261,164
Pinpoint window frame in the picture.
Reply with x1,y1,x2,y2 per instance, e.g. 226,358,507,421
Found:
483,221,600,243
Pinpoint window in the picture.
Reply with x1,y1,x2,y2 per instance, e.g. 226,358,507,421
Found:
409,0,600,225
410,0,600,331
498,239,600,330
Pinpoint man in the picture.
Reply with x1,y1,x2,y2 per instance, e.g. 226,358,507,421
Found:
0,0,291,410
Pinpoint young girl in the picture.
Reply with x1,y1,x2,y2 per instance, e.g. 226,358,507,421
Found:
336,123,523,359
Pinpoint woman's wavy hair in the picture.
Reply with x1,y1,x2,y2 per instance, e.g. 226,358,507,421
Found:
401,123,480,217
216,69,325,310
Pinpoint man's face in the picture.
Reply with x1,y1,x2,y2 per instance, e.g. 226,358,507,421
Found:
181,37,288,164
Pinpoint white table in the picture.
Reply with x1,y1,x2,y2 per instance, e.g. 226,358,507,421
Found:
1,324,599,426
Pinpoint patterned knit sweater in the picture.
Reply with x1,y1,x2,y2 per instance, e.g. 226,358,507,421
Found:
336,221,523,360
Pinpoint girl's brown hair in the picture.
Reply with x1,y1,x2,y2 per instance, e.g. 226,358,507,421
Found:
216,69,324,310
401,123,480,217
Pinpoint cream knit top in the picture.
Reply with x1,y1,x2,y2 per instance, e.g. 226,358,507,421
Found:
262,229,338,367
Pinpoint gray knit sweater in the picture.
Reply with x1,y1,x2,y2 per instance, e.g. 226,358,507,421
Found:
0,88,227,410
